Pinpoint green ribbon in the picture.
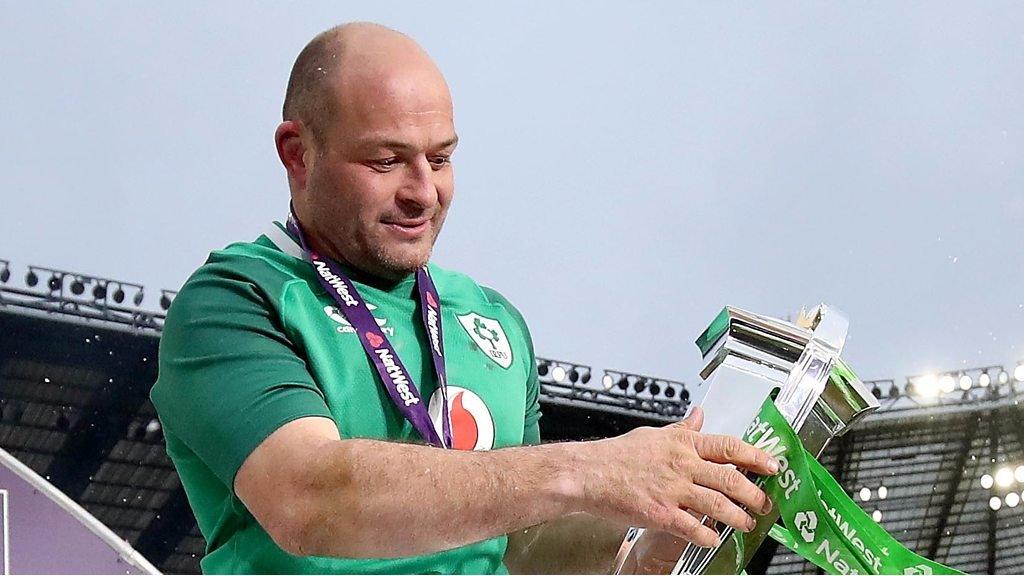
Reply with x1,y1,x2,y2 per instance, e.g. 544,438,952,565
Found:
743,396,962,575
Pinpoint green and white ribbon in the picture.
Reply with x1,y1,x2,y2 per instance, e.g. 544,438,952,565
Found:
744,397,963,575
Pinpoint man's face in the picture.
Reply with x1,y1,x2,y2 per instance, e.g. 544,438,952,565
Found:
300,65,457,279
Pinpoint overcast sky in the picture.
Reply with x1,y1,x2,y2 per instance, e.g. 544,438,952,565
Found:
2,2,1022,388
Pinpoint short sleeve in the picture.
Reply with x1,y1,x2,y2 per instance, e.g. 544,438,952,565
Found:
481,287,543,445
151,259,333,490
520,326,542,445
522,370,542,445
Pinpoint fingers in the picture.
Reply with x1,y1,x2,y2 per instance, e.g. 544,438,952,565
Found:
684,484,757,534
690,463,772,515
674,406,704,432
695,433,780,476
654,506,719,548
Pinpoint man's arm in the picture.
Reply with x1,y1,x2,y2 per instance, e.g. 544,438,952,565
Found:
235,406,778,559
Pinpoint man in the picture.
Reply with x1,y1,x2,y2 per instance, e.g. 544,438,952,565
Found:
151,22,779,574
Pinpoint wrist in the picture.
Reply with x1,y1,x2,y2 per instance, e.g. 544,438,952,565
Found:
541,440,593,515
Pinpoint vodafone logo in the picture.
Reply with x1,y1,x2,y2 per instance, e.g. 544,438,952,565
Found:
428,386,494,451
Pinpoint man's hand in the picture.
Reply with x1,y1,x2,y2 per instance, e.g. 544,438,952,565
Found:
576,406,777,548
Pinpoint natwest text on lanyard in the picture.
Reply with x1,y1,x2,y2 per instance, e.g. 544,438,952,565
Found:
285,210,452,449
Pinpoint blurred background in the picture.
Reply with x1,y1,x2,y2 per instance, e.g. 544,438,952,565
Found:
1,2,1023,574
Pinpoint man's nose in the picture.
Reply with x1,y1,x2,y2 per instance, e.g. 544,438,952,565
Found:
396,156,437,209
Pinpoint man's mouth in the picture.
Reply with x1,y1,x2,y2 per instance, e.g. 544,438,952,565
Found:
382,218,430,237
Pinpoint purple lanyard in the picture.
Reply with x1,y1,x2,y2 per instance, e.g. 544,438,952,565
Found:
285,211,452,449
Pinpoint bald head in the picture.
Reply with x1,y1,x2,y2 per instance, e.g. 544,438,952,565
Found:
282,22,447,146
275,22,457,280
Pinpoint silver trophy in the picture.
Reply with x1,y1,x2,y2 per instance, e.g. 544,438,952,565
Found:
612,304,879,575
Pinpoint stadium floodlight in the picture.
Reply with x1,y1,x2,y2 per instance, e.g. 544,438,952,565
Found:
1016,364,1024,383
133,289,145,306
981,474,994,489
0,261,9,284
939,374,956,394
1015,465,1024,484
537,361,549,377
112,284,126,304
915,374,940,398
70,278,85,295
979,372,992,388
144,419,162,441
996,466,1014,488
551,365,567,383
859,487,871,501
877,485,888,499
871,510,882,522
92,283,107,300
905,377,921,397
989,496,1002,511
47,273,63,291
1006,493,1021,508
959,373,973,390
25,269,38,287
870,384,881,399
998,369,1010,385
601,369,688,404
532,359,592,388
537,362,689,418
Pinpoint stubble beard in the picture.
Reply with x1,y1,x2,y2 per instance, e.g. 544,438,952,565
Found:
363,216,444,279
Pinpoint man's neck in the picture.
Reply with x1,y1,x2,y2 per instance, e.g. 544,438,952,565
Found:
297,225,416,292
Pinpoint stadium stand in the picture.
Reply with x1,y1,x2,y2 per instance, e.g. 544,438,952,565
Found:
1,259,1022,574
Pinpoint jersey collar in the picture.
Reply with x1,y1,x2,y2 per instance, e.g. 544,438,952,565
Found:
264,220,420,294
264,221,304,259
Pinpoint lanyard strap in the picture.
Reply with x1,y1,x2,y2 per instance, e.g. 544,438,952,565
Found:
285,212,452,449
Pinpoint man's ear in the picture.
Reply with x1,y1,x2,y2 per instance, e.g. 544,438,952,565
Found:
275,120,311,191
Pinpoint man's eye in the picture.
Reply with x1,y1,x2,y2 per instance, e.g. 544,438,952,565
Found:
372,157,400,170
429,156,451,169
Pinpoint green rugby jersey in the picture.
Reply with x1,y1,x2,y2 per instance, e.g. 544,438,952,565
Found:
151,222,542,574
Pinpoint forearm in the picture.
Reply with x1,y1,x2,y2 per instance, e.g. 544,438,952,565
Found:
292,438,584,558
251,408,780,562
505,513,626,574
